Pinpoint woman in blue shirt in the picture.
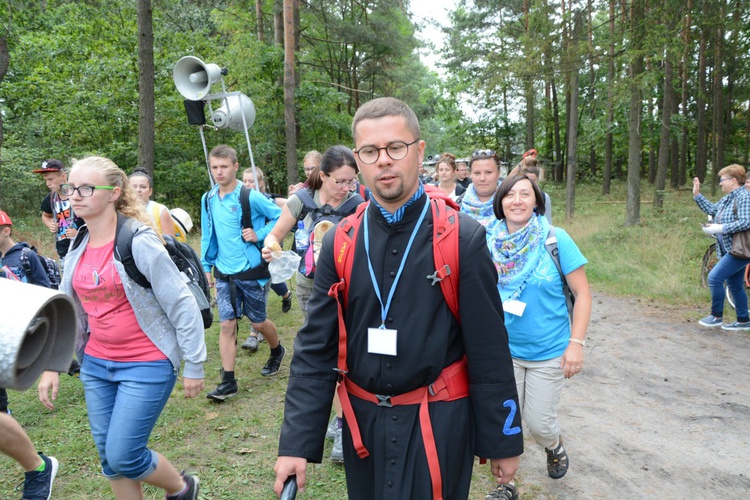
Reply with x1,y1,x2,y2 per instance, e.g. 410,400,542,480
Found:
486,174,591,498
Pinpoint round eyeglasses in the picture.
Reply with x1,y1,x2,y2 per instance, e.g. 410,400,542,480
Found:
354,139,419,165
60,184,115,197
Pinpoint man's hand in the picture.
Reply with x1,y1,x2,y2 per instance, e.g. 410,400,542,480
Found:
43,218,57,232
274,456,307,497
490,456,520,486
205,272,214,288
38,371,60,410
242,227,257,243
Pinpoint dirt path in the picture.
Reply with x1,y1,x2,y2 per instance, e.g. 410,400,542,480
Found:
514,291,750,499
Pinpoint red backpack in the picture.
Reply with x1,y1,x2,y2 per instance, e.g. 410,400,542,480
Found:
328,188,462,500
331,186,460,317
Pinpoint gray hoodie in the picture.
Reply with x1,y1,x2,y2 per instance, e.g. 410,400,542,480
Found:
63,222,206,379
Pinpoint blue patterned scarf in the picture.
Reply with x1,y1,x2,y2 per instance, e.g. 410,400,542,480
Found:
459,184,497,228
371,181,425,224
494,214,549,302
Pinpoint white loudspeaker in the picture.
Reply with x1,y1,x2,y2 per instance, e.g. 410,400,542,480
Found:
173,56,223,101
211,94,256,131
0,279,77,390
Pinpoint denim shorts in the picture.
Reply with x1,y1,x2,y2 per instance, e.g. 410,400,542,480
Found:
215,277,268,323
80,354,176,480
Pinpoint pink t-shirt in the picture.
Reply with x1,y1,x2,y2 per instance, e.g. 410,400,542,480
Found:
73,240,167,362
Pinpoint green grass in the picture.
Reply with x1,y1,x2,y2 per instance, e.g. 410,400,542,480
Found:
0,180,714,498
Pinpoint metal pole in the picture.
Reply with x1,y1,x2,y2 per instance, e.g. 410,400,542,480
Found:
199,125,214,187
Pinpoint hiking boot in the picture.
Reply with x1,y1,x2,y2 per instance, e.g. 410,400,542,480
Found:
258,332,266,343
698,315,723,327
326,416,338,440
330,427,344,464
545,437,569,479
721,320,750,331
241,335,259,352
485,483,518,500
261,345,286,377
167,471,200,500
206,379,238,402
21,453,58,500
282,292,293,313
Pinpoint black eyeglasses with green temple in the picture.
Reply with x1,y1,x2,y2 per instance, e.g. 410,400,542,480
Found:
60,184,115,197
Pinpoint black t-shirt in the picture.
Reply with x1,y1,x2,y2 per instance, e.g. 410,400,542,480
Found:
40,192,84,258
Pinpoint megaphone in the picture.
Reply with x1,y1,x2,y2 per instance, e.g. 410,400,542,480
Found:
0,279,77,390
173,56,225,101
211,94,256,131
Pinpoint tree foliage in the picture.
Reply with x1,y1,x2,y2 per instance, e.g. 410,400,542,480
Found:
0,0,455,215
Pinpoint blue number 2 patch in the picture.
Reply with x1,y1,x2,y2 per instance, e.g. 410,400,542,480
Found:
502,400,522,435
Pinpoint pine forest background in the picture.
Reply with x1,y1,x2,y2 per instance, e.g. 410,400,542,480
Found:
1,0,750,227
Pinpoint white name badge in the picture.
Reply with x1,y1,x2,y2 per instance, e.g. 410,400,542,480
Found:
368,327,398,356
503,299,527,317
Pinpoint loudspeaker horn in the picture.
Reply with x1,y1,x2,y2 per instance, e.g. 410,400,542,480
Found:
173,56,224,101
0,279,77,390
211,94,256,131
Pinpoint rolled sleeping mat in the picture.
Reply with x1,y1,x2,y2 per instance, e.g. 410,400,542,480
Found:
0,279,77,390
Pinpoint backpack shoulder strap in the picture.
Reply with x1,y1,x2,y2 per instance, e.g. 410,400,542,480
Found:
240,185,253,229
295,188,318,221
71,225,88,252
115,214,151,289
357,183,370,201
429,198,460,319
202,184,219,218
20,247,34,281
338,193,365,215
332,203,368,308
545,226,574,317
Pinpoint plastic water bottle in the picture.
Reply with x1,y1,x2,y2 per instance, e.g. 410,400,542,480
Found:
295,221,309,274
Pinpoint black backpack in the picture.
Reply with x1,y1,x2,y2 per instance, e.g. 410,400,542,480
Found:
73,215,213,328
20,246,61,289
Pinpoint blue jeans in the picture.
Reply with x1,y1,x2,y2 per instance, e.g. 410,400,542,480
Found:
707,253,750,322
80,354,176,479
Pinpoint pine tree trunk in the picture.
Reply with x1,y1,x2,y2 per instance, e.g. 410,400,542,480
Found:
695,0,708,182
679,1,691,187
283,0,297,185
603,0,615,195
712,5,725,177
136,0,155,179
626,0,644,226
256,0,265,42
565,13,583,218
654,53,673,209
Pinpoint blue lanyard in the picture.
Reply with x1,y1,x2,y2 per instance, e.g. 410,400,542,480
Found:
364,196,430,327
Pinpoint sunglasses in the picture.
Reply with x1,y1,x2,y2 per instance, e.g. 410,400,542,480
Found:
471,149,497,159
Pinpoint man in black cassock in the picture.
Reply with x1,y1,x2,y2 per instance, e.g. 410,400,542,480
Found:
272,97,523,499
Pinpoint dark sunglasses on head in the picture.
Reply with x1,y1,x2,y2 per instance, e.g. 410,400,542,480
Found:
471,149,497,159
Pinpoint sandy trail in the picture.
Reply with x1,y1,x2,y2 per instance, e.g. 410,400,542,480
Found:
514,291,750,499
